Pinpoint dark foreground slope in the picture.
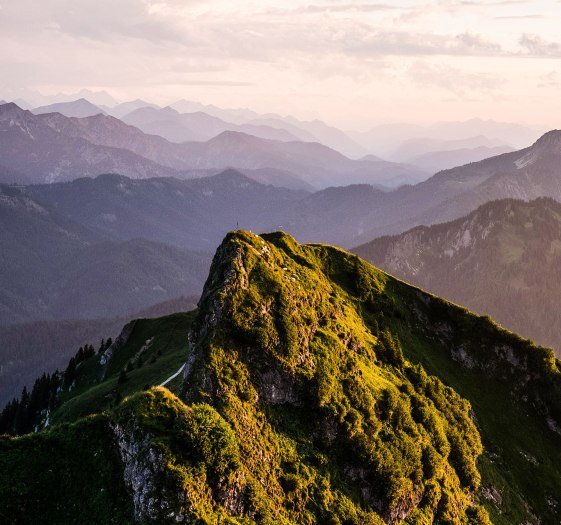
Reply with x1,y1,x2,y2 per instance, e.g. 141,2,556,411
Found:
354,198,561,356
1,232,561,524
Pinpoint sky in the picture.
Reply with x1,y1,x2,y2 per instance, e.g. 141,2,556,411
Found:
1,0,560,130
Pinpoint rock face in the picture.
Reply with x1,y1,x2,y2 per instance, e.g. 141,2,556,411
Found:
112,421,183,522
180,230,491,524
110,387,252,524
101,320,137,367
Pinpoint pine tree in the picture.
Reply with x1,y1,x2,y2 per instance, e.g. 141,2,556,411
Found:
64,357,77,388
14,387,30,435
118,370,128,384
0,399,18,435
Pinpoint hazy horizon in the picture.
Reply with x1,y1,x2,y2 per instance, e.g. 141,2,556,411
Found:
2,1,560,130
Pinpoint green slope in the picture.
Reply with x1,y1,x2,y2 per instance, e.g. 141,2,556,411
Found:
51,311,196,425
1,231,560,524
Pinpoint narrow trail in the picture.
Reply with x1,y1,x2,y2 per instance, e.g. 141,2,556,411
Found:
159,316,190,387
160,363,185,387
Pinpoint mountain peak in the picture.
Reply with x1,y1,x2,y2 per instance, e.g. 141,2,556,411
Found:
3,226,561,522
208,129,267,144
182,229,490,523
513,129,561,169
208,168,256,184
0,101,28,119
179,228,561,523
532,129,561,153
33,98,105,118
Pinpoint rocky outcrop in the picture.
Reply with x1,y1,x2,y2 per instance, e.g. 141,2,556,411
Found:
100,320,137,369
111,421,188,523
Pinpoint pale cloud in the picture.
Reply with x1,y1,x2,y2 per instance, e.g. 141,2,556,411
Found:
0,0,560,128
494,15,544,19
520,34,561,57
407,60,505,95
537,71,561,88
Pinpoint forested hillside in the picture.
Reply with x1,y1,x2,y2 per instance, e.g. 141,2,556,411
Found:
355,198,561,356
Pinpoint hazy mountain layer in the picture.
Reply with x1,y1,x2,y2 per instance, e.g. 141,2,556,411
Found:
284,130,561,247
407,145,514,174
0,184,211,325
32,98,106,118
23,170,307,251
122,105,301,143
0,103,178,183
9,124,561,253
36,110,313,190
2,102,424,189
168,98,368,158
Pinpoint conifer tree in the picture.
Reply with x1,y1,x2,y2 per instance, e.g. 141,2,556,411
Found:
13,387,30,434
118,369,128,384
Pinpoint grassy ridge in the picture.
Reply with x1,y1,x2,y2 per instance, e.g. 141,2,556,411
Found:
51,311,195,424
1,231,560,524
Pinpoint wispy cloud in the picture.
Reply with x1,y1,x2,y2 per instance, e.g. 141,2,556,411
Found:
537,71,561,88
520,34,561,57
494,14,544,20
407,61,505,96
1,0,560,127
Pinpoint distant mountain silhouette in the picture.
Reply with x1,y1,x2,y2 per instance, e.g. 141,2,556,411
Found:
408,145,514,173
32,98,106,118
168,98,368,157
1,102,426,189
352,119,542,157
282,130,561,247
123,106,300,143
0,103,177,183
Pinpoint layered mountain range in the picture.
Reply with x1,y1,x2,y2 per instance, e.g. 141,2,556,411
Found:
1,231,560,524
283,129,561,247
21,170,306,252
0,102,427,189
4,123,561,332
5,100,561,251
2,82,561,525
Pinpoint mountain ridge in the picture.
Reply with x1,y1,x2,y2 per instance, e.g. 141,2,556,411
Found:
284,128,561,247
2,231,561,523
32,98,106,118
1,102,425,189
0,182,211,325
0,103,179,183
354,197,561,356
